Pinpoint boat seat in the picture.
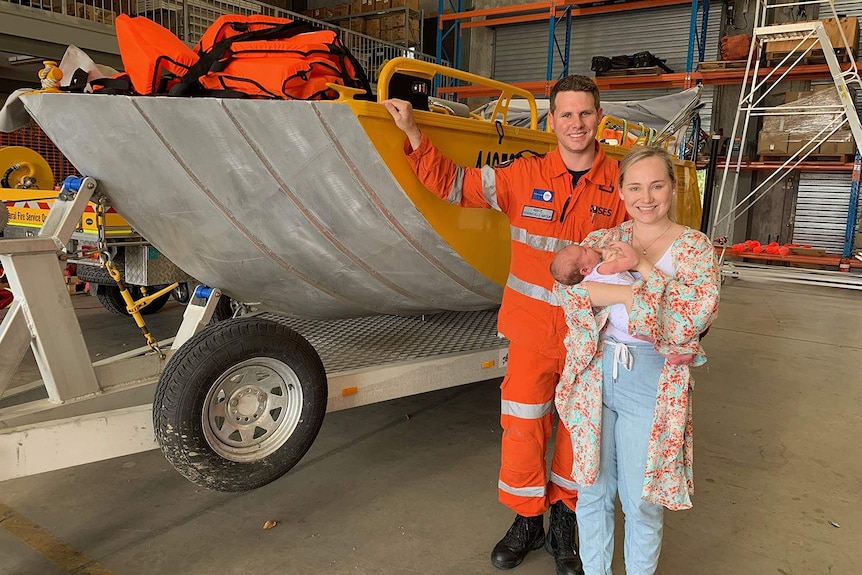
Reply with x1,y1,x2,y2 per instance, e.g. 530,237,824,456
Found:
428,97,470,118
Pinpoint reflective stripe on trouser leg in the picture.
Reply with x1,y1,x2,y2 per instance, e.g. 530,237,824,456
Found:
548,420,579,511
499,342,560,517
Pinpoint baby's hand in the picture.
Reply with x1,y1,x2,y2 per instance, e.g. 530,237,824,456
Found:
608,241,640,270
599,247,622,262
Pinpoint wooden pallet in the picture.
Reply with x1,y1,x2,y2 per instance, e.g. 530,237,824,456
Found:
597,66,664,77
765,47,852,67
758,153,854,163
698,60,747,70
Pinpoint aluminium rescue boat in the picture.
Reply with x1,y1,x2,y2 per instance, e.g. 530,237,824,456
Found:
20,58,703,319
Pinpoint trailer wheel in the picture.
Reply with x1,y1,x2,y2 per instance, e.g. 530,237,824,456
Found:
93,284,170,315
154,317,327,492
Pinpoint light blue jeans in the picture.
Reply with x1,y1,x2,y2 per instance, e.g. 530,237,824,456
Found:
576,337,665,575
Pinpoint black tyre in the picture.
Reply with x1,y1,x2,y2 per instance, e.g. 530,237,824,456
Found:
76,252,125,285
153,317,327,492
93,284,170,315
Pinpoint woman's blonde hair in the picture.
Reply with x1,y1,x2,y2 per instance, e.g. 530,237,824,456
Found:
618,146,676,188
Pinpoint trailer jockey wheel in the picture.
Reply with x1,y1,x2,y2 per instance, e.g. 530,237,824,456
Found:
154,317,327,492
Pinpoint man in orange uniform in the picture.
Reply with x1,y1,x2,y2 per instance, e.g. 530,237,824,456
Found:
384,76,626,575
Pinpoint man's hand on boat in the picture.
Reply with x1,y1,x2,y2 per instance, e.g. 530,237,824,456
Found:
382,98,423,151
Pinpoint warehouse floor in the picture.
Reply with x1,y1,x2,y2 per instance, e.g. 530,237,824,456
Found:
1,279,860,575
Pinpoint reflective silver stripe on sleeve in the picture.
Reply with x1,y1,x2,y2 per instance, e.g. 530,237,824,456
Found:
510,225,573,253
550,472,580,491
501,399,554,419
447,166,499,211
481,165,501,211
498,480,546,498
447,166,465,204
506,273,560,306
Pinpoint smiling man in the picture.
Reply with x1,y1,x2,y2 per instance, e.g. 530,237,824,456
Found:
384,75,625,575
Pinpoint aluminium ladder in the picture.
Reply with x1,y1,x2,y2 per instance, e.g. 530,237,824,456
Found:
710,0,862,289
712,2,862,244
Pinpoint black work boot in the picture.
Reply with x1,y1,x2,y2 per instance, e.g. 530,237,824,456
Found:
545,501,585,575
490,514,545,570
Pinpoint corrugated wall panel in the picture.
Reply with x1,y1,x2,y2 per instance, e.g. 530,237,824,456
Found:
821,0,862,21
793,173,862,251
493,4,721,129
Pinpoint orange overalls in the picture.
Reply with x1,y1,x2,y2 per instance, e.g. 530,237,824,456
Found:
406,133,626,516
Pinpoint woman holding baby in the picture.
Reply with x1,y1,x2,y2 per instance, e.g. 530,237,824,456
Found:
552,146,720,575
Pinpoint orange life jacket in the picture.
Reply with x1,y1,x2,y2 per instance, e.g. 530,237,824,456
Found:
114,14,199,95
111,14,370,100
170,15,371,100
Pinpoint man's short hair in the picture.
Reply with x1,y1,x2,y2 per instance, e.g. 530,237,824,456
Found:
549,75,601,113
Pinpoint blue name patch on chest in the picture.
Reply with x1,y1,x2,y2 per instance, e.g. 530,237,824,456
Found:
522,206,555,221
531,188,554,202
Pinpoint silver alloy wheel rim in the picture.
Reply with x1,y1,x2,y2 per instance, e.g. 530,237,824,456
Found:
202,357,303,462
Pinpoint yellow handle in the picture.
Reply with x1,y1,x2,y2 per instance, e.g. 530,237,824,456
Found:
376,57,539,131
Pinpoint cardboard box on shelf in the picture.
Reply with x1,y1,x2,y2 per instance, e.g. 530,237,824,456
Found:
757,133,789,155
765,16,859,56
820,141,856,155
349,0,362,13
374,0,391,10
786,139,813,156
391,0,419,10
360,0,374,12
820,131,856,155
386,12,407,28
365,16,382,36
331,4,349,17
388,20,420,43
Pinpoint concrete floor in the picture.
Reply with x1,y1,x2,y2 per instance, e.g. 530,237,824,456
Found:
1,280,860,575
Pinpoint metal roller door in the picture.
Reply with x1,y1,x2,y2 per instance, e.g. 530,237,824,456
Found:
793,172,862,251
492,4,721,128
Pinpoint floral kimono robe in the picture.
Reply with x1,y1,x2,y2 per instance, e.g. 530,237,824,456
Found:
554,221,720,511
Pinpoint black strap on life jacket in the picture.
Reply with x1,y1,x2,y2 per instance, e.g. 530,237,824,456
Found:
89,74,136,95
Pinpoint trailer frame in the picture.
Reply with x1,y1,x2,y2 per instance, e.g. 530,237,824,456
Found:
0,177,508,483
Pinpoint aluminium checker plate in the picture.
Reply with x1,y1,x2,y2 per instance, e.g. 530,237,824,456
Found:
262,309,506,375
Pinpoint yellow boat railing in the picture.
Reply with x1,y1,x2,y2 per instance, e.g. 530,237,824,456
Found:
375,57,540,131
